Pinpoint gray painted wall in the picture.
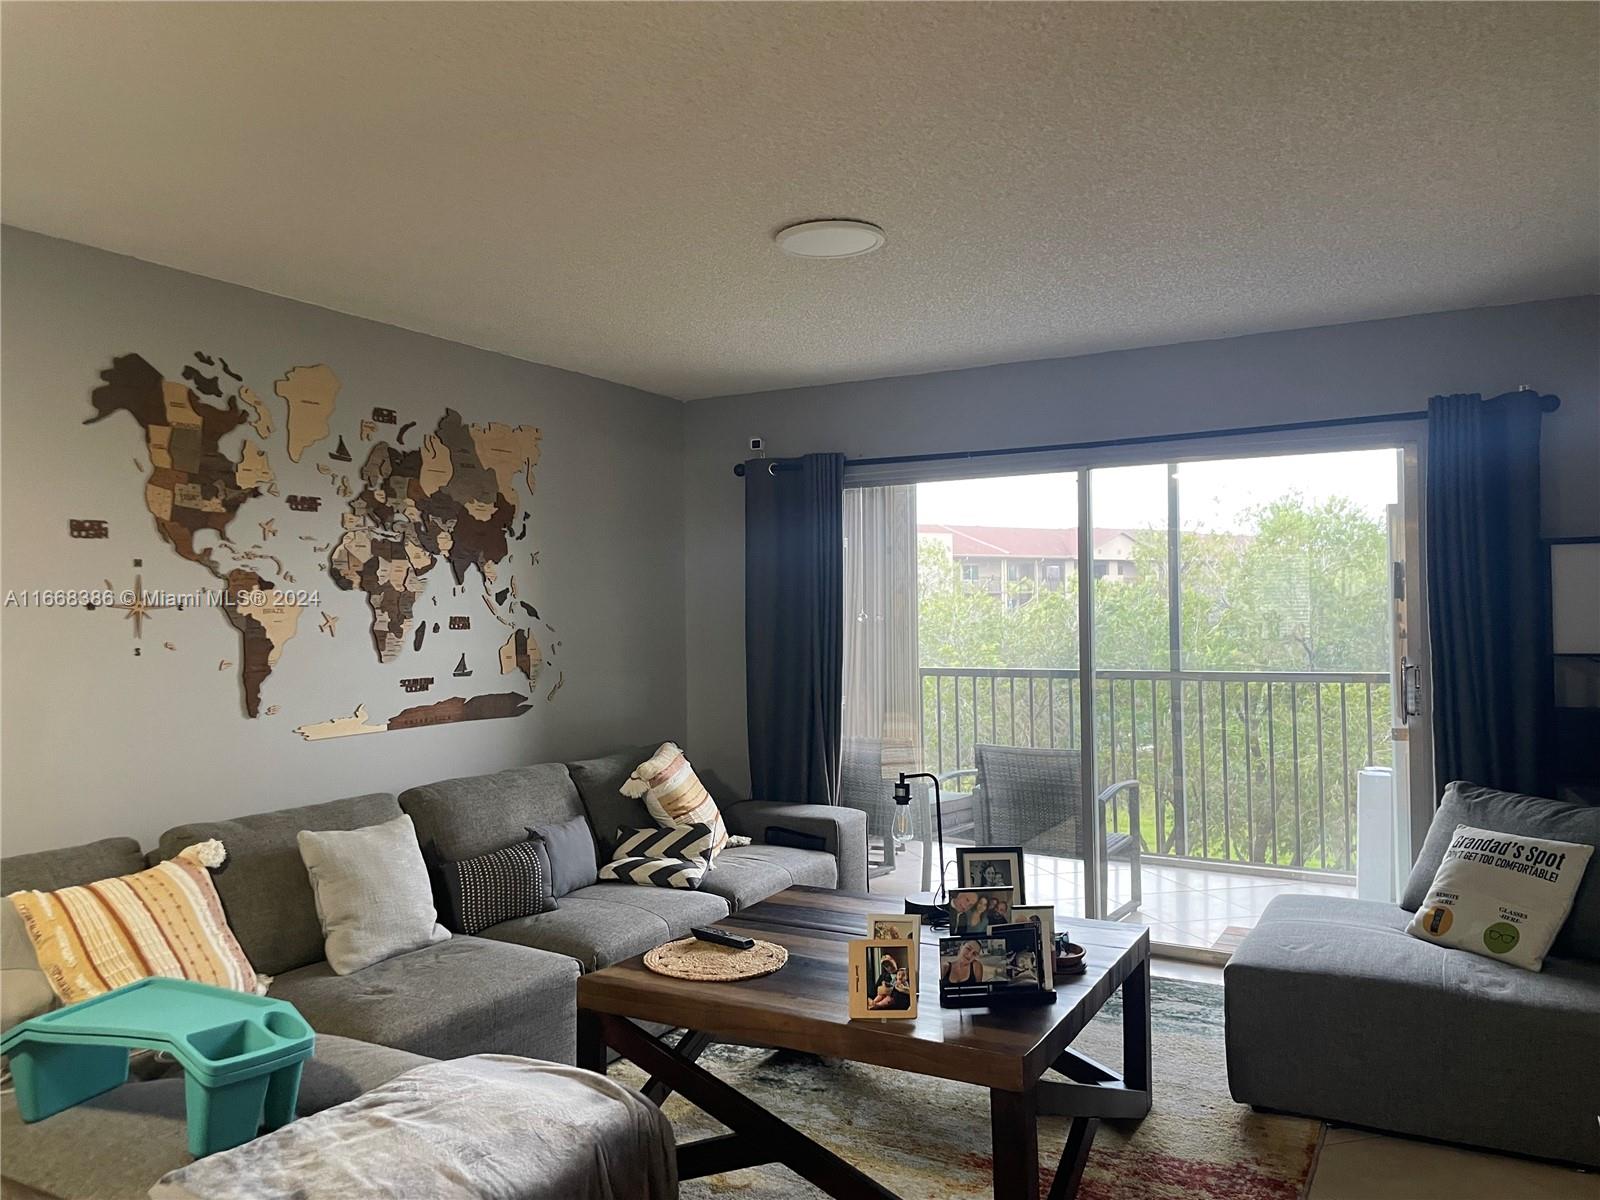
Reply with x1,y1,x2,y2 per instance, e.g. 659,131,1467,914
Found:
684,295,1599,796
4,226,1594,850
2,228,686,853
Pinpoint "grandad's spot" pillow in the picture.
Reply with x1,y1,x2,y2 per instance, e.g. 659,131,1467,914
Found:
1406,825,1593,971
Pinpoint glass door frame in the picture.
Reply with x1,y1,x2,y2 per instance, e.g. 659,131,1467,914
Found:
1074,431,1430,944
846,419,1434,953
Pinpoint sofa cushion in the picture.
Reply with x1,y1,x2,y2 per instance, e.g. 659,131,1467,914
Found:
700,843,839,911
567,746,662,858
531,813,600,896
0,1034,430,1200
427,832,558,934
479,896,687,972
298,814,450,975
2,902,56,1031
1402,780,1600,959
294,1034,435,1114
621,742,733,858
1226,894,1600,1166
599,855,709,890
400,764,587,861
154,793,401,977
564,881,729,937
11,841,266,1003
1405,825,1592,971
1,836,145,894
268,935,578,1063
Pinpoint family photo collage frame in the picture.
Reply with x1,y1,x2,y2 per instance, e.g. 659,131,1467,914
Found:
847,846,1064,1017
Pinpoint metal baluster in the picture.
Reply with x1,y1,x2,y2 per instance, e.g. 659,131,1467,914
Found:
954,672,963,776
1341,683,1352,870
1151,676,1162,856
1197,679,1208,862
1315,683,1326,870
1221,681,1232,863
1365,684,1374,766
1290,681,1301,868
1244,683,1255,865
1109,678,1119,791
1266,681,1278,866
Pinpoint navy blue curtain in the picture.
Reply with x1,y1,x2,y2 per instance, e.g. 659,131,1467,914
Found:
744,453,845,806
1426,391,1554,798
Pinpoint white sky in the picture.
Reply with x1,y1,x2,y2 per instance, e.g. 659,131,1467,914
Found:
916,448,1400,532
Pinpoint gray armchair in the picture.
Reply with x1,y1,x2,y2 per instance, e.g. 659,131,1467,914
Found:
958,744,1143,921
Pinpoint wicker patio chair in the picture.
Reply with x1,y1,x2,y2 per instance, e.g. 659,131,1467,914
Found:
970,743,1143,921
837,736,897,879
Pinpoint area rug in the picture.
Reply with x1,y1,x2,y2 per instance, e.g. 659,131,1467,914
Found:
611,978,1323,1199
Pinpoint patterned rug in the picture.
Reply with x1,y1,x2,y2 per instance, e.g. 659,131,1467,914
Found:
612,978,1322,1199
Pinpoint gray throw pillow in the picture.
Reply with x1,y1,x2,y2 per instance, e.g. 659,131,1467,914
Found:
1402,780,1600,960
530,816,599,897
298,814,449,975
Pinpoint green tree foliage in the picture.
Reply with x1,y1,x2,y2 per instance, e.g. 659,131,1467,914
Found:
916,496,1393,871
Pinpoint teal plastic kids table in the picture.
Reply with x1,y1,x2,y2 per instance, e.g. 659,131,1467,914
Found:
1,977,315,1157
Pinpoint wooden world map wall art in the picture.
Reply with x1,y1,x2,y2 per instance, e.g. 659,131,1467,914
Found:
84,351,560,738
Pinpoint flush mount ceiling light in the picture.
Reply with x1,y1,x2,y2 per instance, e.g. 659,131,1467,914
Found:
774,219,886,259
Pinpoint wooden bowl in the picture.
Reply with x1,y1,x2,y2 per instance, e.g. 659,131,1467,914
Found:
1054,942,1087,977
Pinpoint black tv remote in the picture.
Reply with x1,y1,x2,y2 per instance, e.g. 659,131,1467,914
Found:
691,926,754,951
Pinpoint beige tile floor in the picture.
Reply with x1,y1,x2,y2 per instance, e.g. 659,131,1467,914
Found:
872,839,1356,949
1147,961,1600,1200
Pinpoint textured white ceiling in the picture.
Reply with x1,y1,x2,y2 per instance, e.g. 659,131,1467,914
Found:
3,2,1596,401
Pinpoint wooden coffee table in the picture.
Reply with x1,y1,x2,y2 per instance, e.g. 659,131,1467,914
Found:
577,886,1151,1200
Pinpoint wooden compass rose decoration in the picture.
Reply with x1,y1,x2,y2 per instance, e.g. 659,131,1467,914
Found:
93,573,185,653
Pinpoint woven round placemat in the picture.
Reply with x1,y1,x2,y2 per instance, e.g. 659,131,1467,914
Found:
644,936,788,982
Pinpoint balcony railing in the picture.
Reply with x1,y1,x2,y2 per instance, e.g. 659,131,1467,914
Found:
919,665,1391,874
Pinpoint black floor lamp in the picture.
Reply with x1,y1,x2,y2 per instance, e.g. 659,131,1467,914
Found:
894,771,950,927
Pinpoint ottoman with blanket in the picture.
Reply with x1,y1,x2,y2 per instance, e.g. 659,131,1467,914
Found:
2,1034,675,1200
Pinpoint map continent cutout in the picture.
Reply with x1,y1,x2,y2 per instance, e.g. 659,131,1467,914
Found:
90,354,553,733
276,364,340,463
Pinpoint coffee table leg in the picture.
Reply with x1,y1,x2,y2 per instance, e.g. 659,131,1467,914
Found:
577,1009,608,1075
643,1029,715,1105
1123,956,1152,1108
1048,1118,1100,1200
989,1088,1039,1199
603,1013,898,1200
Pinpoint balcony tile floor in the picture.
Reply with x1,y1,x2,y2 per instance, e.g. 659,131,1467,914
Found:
872,841,1356,952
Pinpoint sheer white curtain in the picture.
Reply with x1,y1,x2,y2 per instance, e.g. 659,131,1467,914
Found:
840,485,922,872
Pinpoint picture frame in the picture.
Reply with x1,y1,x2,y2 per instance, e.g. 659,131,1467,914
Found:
848,938,918,1020
945,886,1017,935
938,924,1052,1009
955,846,1026,905
1008,906,1057,990
867,913,921,942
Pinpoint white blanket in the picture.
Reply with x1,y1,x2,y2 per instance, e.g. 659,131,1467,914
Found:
149,1055,678,1200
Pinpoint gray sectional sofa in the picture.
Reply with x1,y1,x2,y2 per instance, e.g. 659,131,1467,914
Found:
1,743,866,1196
1224,782,1600,1168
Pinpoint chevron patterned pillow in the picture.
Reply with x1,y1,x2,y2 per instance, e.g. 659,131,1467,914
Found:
619,742,747,860
613,823,715,867
599,855,708,890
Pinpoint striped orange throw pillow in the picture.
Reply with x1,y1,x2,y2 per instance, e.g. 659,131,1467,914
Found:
620,743,748,861
7,840,266,1004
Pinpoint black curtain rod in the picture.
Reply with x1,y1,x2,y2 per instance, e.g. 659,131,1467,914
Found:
731,390,1560,477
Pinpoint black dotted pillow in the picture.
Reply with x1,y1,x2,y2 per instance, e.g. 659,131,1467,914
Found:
424,835,558,935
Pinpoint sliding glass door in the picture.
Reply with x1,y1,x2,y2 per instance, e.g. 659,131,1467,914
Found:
841,440,1419,957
